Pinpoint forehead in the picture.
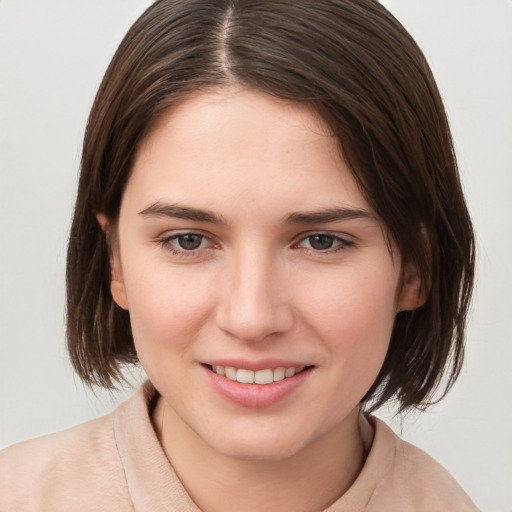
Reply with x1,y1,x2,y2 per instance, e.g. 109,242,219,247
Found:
137,86,337,165
124,87,373,221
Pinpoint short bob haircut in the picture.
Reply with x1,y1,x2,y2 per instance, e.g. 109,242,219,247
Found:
67,0,475,412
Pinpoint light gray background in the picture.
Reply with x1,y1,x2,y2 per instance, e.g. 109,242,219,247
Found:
1,1,510,510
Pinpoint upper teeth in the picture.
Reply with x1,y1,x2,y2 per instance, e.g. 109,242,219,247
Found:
212,366,305,384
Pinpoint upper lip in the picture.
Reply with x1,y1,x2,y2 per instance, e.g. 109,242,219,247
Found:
203,358,313,372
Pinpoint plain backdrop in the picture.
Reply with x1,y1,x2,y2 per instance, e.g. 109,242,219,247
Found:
1,1,511,510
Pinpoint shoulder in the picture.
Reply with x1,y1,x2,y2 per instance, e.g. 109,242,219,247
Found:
365,416,480,511
0,404,131,511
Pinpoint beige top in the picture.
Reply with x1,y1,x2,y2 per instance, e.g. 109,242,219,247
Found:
0,382,479,511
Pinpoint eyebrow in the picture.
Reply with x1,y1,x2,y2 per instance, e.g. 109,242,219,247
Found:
138,202,226,224
138,202,374,226
284,207,375,224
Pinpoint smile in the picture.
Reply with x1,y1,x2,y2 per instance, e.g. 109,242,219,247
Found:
210,365,306,385
204,363,314,408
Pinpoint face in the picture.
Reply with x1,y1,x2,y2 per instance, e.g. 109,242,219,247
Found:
106,88,421,461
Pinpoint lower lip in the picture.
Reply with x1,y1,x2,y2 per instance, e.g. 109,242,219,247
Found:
203,366,313,408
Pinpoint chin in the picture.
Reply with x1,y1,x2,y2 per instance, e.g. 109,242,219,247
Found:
204,426,310,462
220,442,303,462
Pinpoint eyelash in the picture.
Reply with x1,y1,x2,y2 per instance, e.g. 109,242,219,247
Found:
157,232,215,257
157,231,354,257
294,233,354,253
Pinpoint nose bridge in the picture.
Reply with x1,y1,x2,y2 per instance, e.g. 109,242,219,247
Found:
216,244,293,342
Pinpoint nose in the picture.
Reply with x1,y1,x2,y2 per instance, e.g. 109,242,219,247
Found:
215,248,294,343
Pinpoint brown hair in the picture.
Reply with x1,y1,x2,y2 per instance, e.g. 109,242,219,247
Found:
67,0,475,411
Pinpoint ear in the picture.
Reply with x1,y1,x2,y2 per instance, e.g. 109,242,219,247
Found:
397,262,427,312
96,213,129,310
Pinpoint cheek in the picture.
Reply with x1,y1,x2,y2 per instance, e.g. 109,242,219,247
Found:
302,265,398,335
301,269,398,388
122,263,216,357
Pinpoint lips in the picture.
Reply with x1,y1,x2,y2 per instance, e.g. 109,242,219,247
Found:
203,362,314,408
210,365,306,384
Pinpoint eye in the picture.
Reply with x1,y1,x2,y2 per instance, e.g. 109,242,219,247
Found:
296,233,353,252
307,234,336,250
159,232,212,254
173,233,205,251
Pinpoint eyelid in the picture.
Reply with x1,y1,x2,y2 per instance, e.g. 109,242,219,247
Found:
156,229,354,256
157,230,219,255
293,231,355,251
293,229,355,242
157,228,216,241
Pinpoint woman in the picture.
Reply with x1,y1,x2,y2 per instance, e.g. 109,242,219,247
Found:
0,0,479,510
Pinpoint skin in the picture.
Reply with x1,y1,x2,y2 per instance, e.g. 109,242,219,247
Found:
99,87,423,512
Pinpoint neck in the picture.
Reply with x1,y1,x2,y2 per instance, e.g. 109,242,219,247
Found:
152,398,368,512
